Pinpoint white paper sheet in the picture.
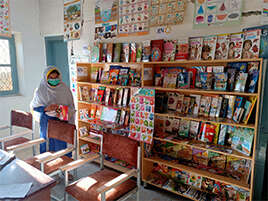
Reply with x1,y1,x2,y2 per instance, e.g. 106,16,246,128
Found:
0,183,32,199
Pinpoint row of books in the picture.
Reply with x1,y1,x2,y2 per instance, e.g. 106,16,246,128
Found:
152,141,251,183
79,86,130,108
91,29,261,63
156,92,256,125
155,117,254,156
90,65,141,87
147,163,249,201
154,62,259,93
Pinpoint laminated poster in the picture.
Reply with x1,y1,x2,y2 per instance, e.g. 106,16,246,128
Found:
118,0,150,37
95,0,118,40
0,0,10,37
129,88,155,144
262,0,268,25
194,0,243,28
64,0,82,41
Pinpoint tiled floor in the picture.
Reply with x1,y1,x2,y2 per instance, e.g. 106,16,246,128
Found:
15,148,189,201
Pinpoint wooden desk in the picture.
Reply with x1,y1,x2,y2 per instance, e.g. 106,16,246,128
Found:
0,158,56,201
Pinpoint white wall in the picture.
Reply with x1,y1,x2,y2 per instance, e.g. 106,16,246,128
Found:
0,0,46,125
39,0,262,57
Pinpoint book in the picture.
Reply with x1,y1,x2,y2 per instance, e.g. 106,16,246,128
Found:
189,37,203,60
151,39,164,61
106,43,113,62
104,88,110,106
167,93,179,111
190,94,201,116
226,156,251,182
212,66,225,73
109,65,121,85
215,34,230,60
201,123,217,143
215,97,223,118
225,95,236,119
243,97,257,124
228,62,247,72
218,125,227,145
91,43,100,63
176,94,184,114
228,32,244,59
90,105,97,119
96,86,106,103
175,39,189,60
177,72,190,89
101,43,107,62
100,107,118,123
117,67,130,86
189,121,200,139
121,43,130,62
108,89,116,105
248,71,259,93
242,29,261,59
79,126,88,137
122,88,129,107
90,66,99,83
182,96,191,114
178,120,190,138
209,96,218,118
80,144,90,154
155,93,168,113
119,110,126,125
136,43,142,62
100,70,110,84
219,97,228,118
192,148,209,167
163,40,177,61
199,96,211,117
234,72,248,92
188,97,196,115
188,68,197,88
130,42,137,62
227,68,237,91
95,105,103,120
233,107,245,123
214,73,228,91
57,105,68,121
113,43,122,62
117,88,124,106
232,128,254,156
142,40,151,62
201,35,217,60
163,68,178,88
200,72,213,90
79,86,90,102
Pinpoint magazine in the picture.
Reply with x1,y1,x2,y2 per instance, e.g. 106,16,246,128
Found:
189,37,203,60
215,34,230,60
228,32,244,59
201,35,217,60
242,29,261,59
163,40,177,61
175,39,189,60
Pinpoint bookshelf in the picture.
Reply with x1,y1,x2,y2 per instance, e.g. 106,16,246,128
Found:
76,58,262,201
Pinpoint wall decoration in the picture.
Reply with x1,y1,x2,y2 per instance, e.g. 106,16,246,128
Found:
0,0,11,37
194,0,243,28
262,0,268,25
150,0,187,27
129,88,155,144
118,0,150,37
95,0,118,40
64,0,82,41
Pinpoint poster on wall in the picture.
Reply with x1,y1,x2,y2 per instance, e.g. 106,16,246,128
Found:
64,0,82,41
129,88,155,144
0,0,11,37
95,0,118,40
193,0,243,28
262,0,268,25
150,0,186,27
118,0,150,37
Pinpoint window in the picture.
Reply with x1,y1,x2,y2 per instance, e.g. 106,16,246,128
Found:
0,35,19,95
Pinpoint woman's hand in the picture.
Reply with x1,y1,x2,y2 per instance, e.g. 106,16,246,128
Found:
44,104,58,112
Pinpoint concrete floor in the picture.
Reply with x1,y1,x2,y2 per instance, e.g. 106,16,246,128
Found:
14,147,189,201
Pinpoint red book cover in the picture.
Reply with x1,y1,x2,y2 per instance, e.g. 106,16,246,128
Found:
151,39,164,61
175,39,189,60
188,68,197,88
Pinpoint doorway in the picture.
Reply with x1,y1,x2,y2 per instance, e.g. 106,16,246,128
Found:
45,36,70,87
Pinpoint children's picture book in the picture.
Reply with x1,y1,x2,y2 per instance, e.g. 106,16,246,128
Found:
163,68,179,88
232,128,254,156
189,37,203,60
106,43,113,62
234,72,248,92
219,97,228,118
182,97,191,114
163,40,177,61
57,105,68,121
79,86,90,102
142,40,151,62
248,71,259,93
90,66,99,83
178,120,190,138
100,107,118,123
188,68,197,88
117,88,124,106
201,35,217,60
243,97,257,124
122,88,129,107
175,39,189,60
233,107,245,123
228,62,247,72
100,70,110,84
80,144,90,154
200,72,213,90
228,32,244,59
119,110,126,125
90,105,97,119
136,43,142,62
151,39,164,61
130,42,137,62
242,29,261,59
95,105,103,120
214,73,228,91
177,72,190,89
209,96,218,118
113,43,122,62
218,125,227,145
226,156,251,182
190,94,201,116
104,88,110,106
226,95,236,119
188,97,196,115
189,121,200,139
215,97,223,118
121,43,129,62
212,66,225,73
176,94,184,114
201,123,217,143
79,126,88,137
96,86,105,103
227,68,237,92
167,93,179,111
199,96,211,117
215,34,230,60
117,67,130,86
109,65,121,85
91,43,100,63
101,43,107,62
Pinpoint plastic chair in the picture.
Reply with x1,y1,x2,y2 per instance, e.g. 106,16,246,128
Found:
0,110,35,155
61,132,141,201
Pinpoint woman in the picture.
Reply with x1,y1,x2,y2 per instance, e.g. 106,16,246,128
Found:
30,66,75,155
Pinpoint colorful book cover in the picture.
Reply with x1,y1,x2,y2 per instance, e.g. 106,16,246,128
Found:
108,65,121,85
226,156,251,182
100,107,118,123
177,72,190,89
242,29,261,59
117,67,130,86
90,104,97,119
176,94,184,114
200,72,213,90
232,128,254,156
100,70,110,84
212,66,225,73
104,88,110,106
136,43,142,62
188,97,196,115
226,95,236,119
209,96,219,118
219,97,228,118
214,72,228,91
228,62,247,72
175,39,189,60
189,37,203,60
119,110,126,125
113,43,122,62
192,148,209,167
215,34,230,60
189,121,200,139
201,35,217,60
142,40,151,62
57,105,68,121
117,88,124,106
228,32,244,59
199,96,211,117
106,43,113,62
122,88,129,107
79,86,90,102
218,124,227,145
234,72,248,92
90,66,99,83
163,40,177,61
234,96,245,109
233,107,244,123
182,97,191,114
80,144,90,154
121,43,129,62
215,97,222,118
96,86,106,103
178,120,190,138
79,126,88,137
201,123,216,143
167,93,179,111
91,43,100,63
243,97,257,124
190,94,201,116
188,68,197,88
95,105,103,120
101,43,107,62
227,68,237,91
151,39,164,61
248,71,259,93
130,42,137,62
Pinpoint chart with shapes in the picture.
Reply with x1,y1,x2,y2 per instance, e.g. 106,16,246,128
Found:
150,0,187,27
0,0,10,37
194,0,243,28
95,0,118,40
64,0,82,41
118,0,150,37
129,88,155,144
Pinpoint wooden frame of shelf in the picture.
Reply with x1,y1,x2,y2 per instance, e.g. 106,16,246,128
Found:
76,58,262,201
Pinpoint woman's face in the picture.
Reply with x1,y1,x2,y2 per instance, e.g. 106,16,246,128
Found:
48,72,59,79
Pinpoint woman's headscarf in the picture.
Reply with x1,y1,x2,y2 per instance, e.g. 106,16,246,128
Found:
30,66,75,124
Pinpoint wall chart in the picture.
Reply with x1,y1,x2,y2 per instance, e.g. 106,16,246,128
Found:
0,0,10,37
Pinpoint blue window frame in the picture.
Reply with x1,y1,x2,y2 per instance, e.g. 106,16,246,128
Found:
0,35,19,96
